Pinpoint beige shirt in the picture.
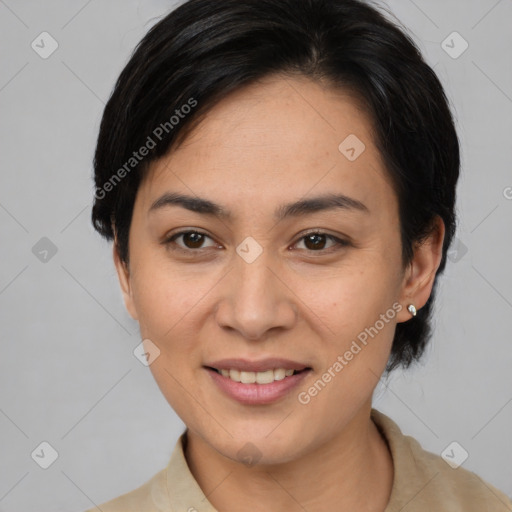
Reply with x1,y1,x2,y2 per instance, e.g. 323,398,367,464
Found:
85,409,512,511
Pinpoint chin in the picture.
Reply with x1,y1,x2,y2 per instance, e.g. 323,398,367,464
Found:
206,425,311,467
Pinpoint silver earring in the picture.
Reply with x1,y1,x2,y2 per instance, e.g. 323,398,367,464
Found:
407,304,417,317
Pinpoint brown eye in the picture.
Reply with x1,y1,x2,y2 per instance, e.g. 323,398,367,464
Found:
181,232,205,248
165,230,217,250
303,233,328,250
294,232,350,253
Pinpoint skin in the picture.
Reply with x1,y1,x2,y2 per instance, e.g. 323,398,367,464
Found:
113,75,444,511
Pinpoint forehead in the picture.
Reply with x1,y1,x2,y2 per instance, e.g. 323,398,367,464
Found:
138,75,394,214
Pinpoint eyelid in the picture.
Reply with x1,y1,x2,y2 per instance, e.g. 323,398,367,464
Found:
291,229,351,251
163,228,350,254
163,229,220,250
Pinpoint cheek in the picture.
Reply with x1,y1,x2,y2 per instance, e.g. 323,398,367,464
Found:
129,258,214,340
295,273,400,421
304,260,401,337
129,266,208,417
296,257,402,404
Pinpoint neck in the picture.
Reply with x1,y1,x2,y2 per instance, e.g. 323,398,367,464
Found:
185,403,394,512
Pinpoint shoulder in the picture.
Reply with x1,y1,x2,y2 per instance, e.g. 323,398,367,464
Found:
403,435,512,510
82,467,170,512
81,431,215,512
371,409,512,512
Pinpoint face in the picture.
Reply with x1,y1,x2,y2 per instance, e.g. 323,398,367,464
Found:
114,75,440,464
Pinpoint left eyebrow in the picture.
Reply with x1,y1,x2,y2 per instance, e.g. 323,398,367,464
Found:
148,192,369,220
275,193,369,221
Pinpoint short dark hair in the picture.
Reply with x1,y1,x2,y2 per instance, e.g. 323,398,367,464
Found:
91,0,460,372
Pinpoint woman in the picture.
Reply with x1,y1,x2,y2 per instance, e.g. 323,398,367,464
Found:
87,0,512,510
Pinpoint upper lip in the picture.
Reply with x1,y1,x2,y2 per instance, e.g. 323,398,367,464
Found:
205,358,310,372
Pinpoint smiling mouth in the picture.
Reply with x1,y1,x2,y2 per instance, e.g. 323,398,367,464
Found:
206,367,311,384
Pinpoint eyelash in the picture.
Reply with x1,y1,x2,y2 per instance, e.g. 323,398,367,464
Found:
163,229,351,255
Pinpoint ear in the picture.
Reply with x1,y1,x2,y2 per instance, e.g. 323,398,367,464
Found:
113,242,139,321
396,216,445,323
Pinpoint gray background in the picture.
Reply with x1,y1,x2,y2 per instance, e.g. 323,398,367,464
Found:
0,0,511,510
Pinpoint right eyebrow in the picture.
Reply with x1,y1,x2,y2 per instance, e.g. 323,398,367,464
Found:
148,192,231,219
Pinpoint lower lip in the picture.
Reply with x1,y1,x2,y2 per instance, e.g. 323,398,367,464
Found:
206,368,311,405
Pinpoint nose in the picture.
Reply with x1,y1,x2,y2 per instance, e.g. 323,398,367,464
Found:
214,250,298,340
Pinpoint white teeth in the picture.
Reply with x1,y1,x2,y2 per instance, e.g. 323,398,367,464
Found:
229,369,241,382
274,368,286,381
240,371,256,384
217,367,302,384
256,370,274,384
